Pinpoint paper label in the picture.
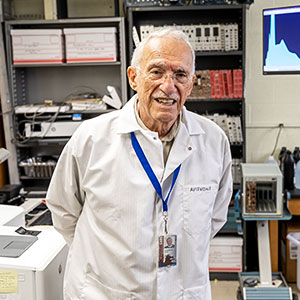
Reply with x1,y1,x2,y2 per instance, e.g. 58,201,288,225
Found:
289,232,300,260
0,271,18,294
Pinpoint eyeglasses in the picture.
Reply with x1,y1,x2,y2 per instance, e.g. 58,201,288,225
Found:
141,69,192,85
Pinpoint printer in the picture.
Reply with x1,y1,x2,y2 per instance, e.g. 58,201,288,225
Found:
0,225,68,300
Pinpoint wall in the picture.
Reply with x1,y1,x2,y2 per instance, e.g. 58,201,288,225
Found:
246,0,300,163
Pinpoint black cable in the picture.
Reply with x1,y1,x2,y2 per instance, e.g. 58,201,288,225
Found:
271,124,284,156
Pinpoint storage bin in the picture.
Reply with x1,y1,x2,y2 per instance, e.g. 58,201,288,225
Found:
10,29,64,64
19,157,56,178
287,232,300,290
209,236,243,272
64,27,117,63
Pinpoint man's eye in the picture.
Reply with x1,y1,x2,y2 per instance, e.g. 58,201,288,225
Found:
176,73,187,78
150,70,162,75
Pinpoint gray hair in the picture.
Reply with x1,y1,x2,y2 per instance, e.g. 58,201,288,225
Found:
131,28,195,75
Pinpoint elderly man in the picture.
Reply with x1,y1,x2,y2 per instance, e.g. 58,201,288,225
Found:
46,29,232,300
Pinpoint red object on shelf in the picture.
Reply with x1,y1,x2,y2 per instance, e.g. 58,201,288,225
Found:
233,69,243,98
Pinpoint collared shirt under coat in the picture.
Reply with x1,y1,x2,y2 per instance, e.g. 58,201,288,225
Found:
46,94,233,300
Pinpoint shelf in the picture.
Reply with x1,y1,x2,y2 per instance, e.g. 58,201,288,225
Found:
195,50,243,56
128,4,244,12
187,98,243,102
15,108,115,116
20,176,51,180
68,109,115,114
242,205,292,221
13,61,121,68
16,138,69,147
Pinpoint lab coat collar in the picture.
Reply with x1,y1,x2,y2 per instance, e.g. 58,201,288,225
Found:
116,94,141,134
116,94,206,136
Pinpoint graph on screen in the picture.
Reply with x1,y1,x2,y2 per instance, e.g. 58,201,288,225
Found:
263,6,300,74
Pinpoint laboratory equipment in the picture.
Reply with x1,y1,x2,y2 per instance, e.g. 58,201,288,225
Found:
238,163,293,300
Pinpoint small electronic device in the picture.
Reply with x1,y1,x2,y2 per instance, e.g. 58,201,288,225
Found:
25,121,82,138
241,163,283,218
15,104,70,114
139,24,238,52
263,5,300,74
0,184,23,205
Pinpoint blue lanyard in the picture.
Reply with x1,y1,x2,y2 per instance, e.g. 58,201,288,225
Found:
130,132,181,213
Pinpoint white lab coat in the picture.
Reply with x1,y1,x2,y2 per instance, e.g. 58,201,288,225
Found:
46,95,232,300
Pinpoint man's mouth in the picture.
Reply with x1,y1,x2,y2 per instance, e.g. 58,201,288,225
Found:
155,98,176,105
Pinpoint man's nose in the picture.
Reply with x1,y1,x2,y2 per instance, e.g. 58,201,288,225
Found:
159,73,177,94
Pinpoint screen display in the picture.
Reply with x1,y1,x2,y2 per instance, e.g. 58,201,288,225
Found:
263,6,300,74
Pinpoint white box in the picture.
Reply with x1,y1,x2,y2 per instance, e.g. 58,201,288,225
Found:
209,236,243,272
25,121,82,138
10,29,64,64
64,27,117,63
0,226,68,300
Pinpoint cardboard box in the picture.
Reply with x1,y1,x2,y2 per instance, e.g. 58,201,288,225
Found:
280,217,300,282
209,236,243,272
64,27,117,63
10,29,64,64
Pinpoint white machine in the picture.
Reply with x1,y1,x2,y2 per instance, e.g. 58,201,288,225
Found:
241,163,283,218
25,121,82,138
238,163,293,300
0,226,68,300
0,205,25,226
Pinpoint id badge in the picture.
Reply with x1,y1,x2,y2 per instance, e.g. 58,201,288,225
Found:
158,234,177,267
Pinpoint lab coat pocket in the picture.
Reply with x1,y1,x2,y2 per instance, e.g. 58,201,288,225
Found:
182,184,218,236
81,270,135,300
183,285,208,300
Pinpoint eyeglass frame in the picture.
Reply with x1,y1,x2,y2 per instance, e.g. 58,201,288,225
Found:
135,65,194,85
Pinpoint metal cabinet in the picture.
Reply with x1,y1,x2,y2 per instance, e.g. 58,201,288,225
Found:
3,17,127,191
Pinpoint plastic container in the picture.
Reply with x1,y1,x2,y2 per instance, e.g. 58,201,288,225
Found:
294,147,300,164
287,233,300,290
283,150,295,190
295,161,300,189
63,27,117,63
278,146,287,172
264,155,278,164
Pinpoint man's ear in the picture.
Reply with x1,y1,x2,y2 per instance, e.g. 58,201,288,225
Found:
186,74,196,96
127,66,138,91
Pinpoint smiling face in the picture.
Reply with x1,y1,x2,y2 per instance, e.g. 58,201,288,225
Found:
167,237,173,246
127,35,195,137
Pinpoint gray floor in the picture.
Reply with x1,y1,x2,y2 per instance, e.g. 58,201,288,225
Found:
211,280,300,299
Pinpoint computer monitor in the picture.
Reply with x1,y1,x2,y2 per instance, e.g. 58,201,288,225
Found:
263,6,300,74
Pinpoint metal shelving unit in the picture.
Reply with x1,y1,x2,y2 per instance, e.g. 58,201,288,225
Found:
126,4,246,165
126,4,247,278
3,17,127,190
